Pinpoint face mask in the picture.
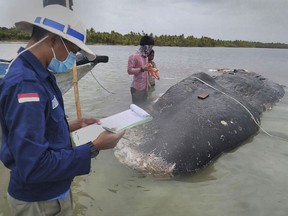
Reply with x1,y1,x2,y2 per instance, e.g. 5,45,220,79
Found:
48,38,76,73
140,45,153,57
48,50,76,73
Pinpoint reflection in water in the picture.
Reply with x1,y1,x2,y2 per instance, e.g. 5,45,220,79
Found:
174,165,218,183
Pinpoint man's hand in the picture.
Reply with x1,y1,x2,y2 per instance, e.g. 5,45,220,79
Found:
69,117,101,132
92,130,125,150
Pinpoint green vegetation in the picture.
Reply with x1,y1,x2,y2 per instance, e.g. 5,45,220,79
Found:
1,27,288,49
0,27,30,41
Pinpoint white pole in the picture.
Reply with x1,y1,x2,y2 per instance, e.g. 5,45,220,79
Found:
65,0,70,9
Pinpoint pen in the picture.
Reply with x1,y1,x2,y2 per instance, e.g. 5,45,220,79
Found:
102,126,130,141
102,126,116,134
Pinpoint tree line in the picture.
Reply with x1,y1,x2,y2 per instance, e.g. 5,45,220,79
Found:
1,26,288,49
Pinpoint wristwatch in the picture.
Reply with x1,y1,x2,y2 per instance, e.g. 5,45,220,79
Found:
88,142,100,158
140,67,145,73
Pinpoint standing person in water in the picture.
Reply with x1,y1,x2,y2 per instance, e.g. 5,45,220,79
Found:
147,49,160,87
127,35,154,106
0,5,124,215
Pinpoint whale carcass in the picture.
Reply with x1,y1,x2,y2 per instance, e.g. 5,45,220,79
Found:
115,70,285,177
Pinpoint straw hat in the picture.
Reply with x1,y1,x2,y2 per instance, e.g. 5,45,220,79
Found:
15,5,95,61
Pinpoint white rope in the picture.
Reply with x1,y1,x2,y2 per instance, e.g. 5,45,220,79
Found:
6,36,49,74
89,71,115,94
192,76,288,142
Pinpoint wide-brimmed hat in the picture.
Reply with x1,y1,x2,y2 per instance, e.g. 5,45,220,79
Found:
15,5,96,61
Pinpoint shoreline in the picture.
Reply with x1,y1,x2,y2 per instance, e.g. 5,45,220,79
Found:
0,41,27,44
0,41,287,50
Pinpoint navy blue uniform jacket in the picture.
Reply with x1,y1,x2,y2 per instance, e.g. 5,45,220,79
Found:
0,48,91,202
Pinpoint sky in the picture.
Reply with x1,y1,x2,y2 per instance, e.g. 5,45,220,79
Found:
0,0,287,44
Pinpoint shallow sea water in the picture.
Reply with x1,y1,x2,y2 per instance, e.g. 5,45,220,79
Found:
1,44,288,216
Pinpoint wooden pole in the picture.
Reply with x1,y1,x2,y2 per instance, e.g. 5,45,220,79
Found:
63,1,81,119
73,63,82,119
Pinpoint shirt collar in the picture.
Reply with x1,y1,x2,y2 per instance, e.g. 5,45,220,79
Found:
18,47,51,81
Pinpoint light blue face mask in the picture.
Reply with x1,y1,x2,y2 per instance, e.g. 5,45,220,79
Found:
48,38,76,73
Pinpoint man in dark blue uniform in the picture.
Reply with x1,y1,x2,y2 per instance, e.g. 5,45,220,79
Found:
0,5,124,215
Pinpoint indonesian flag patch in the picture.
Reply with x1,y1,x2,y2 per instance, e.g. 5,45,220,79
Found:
17,93,40,103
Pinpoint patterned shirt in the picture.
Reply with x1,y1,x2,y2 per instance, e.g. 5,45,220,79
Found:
127,50,150,91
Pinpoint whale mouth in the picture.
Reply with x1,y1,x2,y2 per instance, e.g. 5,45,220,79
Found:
114,129,175,178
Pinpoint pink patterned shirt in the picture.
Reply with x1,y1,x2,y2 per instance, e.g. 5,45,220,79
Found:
127,50,150,91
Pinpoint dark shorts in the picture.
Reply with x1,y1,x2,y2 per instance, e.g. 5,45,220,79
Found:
130,87,148,106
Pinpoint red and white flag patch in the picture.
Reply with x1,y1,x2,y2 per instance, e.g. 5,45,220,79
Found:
17,93,40,103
